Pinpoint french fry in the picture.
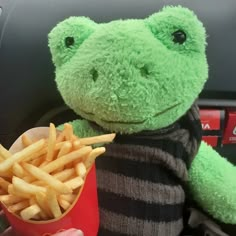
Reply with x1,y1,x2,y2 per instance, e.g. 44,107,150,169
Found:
72,140,82,150
84,147,106,168
20,204,41,220
38,209,49,220
0,195,24,205
8,185,32,199
0,171,13,178
79,133,115,145
64,176,84,190
52,168,75,182
59,194,76,203
75,162,86,177
31,213,41,220
71,135,78,142
0,139,45,172
32,180,46,186
0,177,11,192
46,188,62,218
54,142,72,173
57,142,72,158
8,200,30,213
30,156,45,167
22,175,35,183
39,160,50,168
58,198,71,211
21,134,33,147
29,197,37,205
0,144,11,160
29,197,48,219
63,123,73,141
46,123,57,161
42,146,92,173
56,131,65,143
35,192,53,218
13,176,46,195
22,163,72,194
55,141,70,150
65,162,74,169
23,148,47,163
12,163,25,178
23,142,66,163
0,188,6,195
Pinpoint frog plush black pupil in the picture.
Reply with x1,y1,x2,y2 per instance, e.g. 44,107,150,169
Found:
172,30,187,44
65,36,75,47
140,65,150,78
90,68,99,82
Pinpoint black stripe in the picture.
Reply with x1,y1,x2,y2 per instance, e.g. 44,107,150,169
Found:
220,110,225,132
98,228,128,236
113,137,189,164
202,130,222,136
96,155,180,186
179,118,202,143
98,189,183,222
189,120,202,143
217,136,222,147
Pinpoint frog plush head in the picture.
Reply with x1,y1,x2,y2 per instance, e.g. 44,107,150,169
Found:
48,6,208,134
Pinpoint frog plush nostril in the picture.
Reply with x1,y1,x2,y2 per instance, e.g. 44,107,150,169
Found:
140,65,150,78
90,68,98,82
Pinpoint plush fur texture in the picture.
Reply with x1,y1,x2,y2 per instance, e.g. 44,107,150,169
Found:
49,6,208,134
189,141,236,224
48,5,236,233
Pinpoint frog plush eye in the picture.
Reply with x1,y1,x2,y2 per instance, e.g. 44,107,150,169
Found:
65,36,75,48
146,6,206,53
172,30,187,44
48,17,97,67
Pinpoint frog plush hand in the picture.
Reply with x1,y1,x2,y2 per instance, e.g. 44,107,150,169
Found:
48,6,236,236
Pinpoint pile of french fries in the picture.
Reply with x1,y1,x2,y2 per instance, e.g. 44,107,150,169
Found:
0,123,115,221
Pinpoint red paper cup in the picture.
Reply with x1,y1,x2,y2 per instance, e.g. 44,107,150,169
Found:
1,127,99,236
1,165,99,236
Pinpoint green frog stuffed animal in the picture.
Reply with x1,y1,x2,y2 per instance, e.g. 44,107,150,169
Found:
48,6,236,236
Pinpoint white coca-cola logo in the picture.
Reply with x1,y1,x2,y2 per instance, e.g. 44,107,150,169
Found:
233,126,236,136
202,123,211,130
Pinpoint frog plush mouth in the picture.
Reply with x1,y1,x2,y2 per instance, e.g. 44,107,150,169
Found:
79,103,181,125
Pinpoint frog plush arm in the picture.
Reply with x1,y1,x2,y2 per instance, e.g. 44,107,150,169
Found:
58,119,104,138
188,141,236,224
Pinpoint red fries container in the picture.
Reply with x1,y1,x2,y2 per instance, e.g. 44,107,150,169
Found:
0,128,99,236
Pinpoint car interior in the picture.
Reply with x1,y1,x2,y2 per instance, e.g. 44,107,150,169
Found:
0,0,235,235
